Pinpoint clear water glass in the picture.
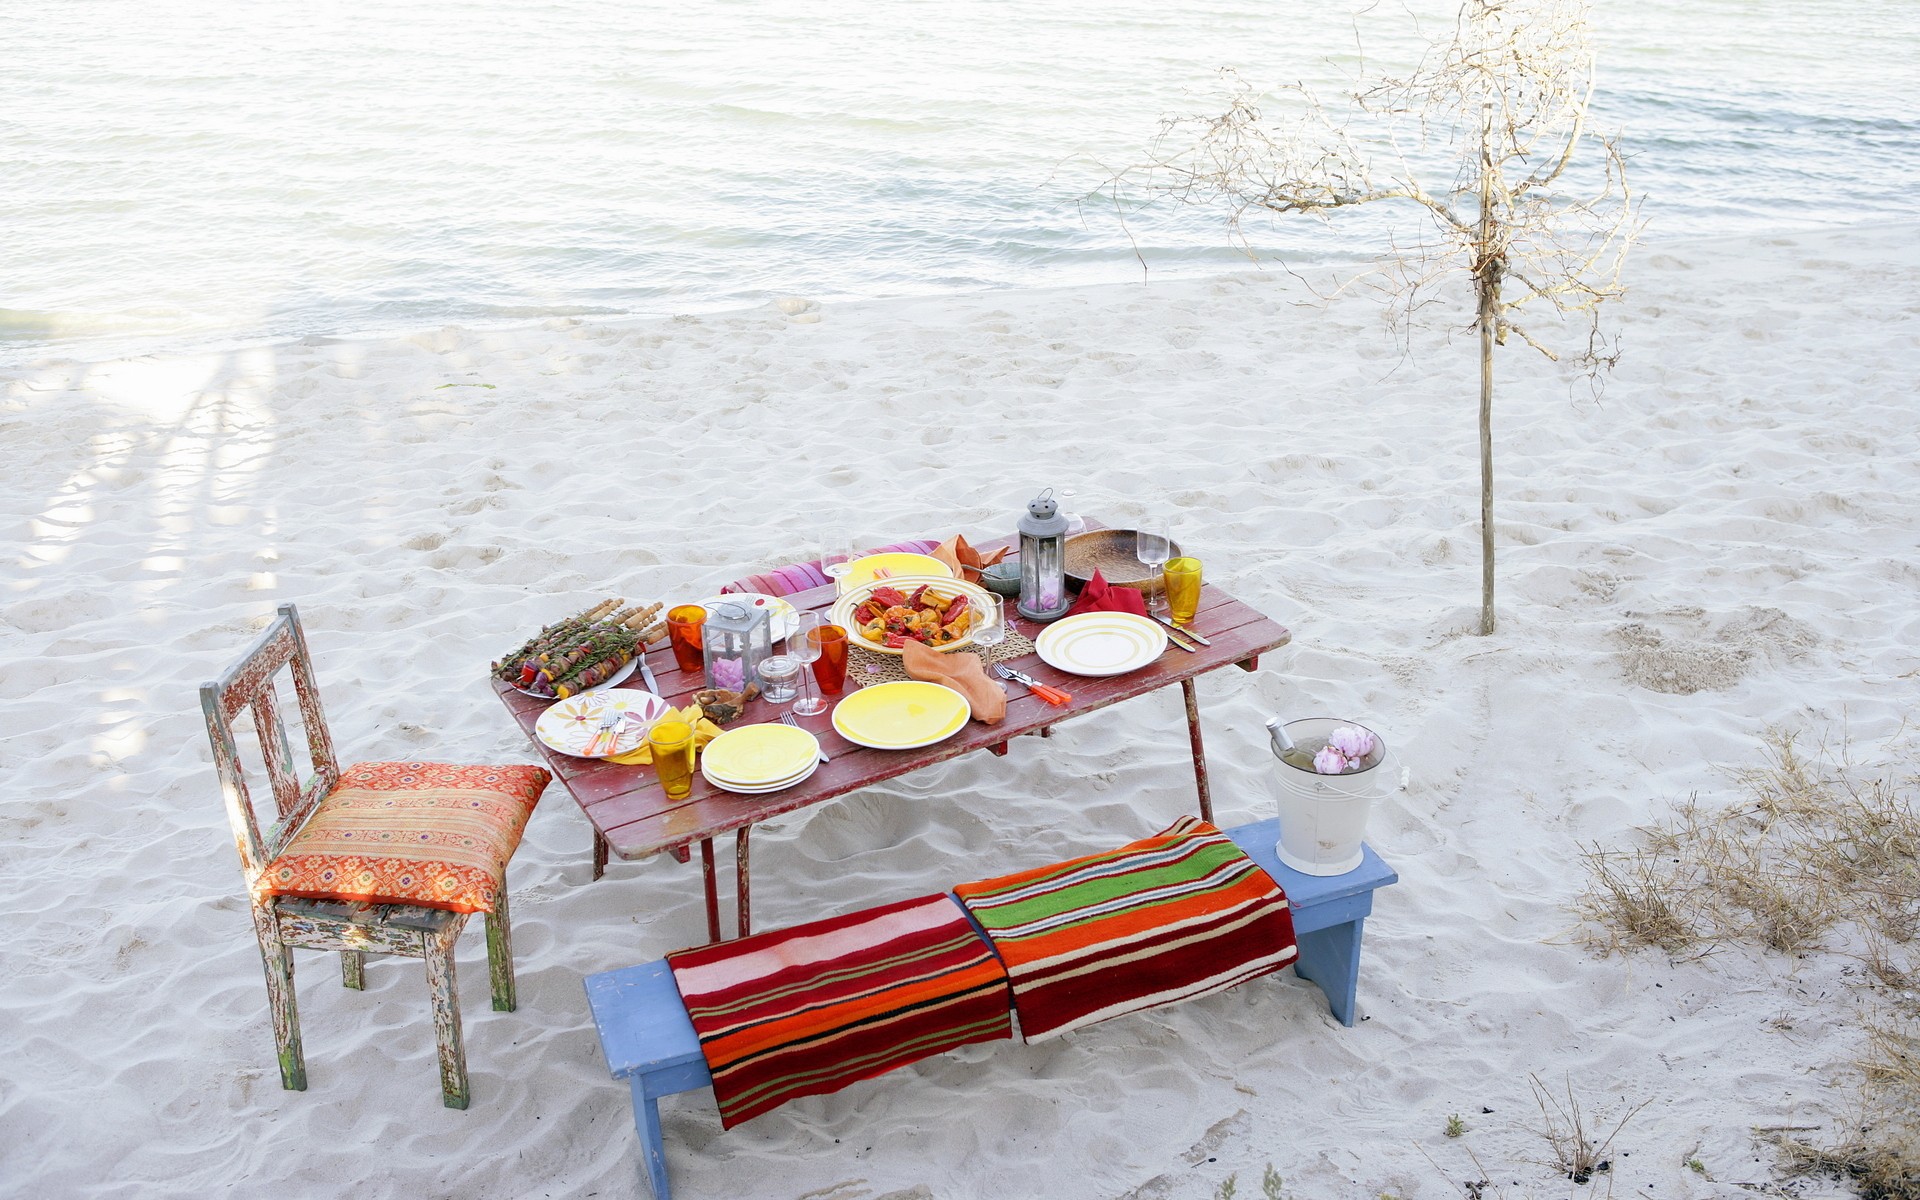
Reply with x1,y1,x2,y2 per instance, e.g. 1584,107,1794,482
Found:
821,527,854,580
1136,521,1171,613
789,612,827,716
1057,487,1088,537
970,594,1006,652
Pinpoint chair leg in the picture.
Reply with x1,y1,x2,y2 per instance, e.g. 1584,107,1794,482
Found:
485,891,517,1013
252,910,306,1091
424,924,471,1109
341,950,365,990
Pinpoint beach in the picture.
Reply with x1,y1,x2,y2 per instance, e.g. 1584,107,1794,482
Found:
3,220,1916,1196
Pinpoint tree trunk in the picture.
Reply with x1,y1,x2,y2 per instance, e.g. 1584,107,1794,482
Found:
1477,102,1498,637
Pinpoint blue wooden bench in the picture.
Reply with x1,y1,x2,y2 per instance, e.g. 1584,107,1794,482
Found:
584,818,1396,1200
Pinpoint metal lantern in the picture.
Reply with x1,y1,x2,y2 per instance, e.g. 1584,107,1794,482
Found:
702,601,773,692
1016,488,1071,622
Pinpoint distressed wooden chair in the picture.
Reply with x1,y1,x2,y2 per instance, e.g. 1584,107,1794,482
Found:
201,602,550,1109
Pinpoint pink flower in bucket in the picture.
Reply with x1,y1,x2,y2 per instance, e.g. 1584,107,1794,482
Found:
1314,725,1378,774
1327,726,1376,761
1312,745,1348,774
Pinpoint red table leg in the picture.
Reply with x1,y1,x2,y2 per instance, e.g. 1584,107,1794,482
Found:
736,827,752,939
700,838,721,943
1181,677,1214,825
592,829,609,881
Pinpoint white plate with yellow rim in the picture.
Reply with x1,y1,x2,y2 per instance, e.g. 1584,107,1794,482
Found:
534,690,674,758
831,680,972,750
696,593,800,644
840,552,954,590
830,574,994,657
701,757,820,795
1033,612,1168,677
699,722,821,787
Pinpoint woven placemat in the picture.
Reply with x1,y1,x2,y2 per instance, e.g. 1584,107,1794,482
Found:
847,629,1037,688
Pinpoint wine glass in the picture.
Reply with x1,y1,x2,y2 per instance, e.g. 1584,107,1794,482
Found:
970,594,1006,655
790,612,827,716
1056,487,1088,537
820,527,855,584
1136,521,1172,615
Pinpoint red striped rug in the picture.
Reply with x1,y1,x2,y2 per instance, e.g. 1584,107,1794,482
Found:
666,893,1013,1129
954,816,1298,1041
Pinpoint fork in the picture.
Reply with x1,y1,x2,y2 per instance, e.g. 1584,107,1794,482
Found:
780,711,831,763
586,711,623,757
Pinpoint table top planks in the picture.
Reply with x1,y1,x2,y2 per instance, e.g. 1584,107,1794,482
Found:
494,553,1291,862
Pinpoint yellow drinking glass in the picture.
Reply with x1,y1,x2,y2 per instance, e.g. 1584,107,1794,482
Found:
648,719,696,800
1163,557,1203,627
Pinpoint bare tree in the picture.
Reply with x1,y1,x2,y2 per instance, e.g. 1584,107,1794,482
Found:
1108,0,1640,634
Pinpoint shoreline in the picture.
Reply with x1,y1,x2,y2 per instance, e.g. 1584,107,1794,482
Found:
9,216,1915,376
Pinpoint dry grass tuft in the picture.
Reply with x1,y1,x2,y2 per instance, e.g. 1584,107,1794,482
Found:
1578,726,1919,961
1578,724,1920,1195
1772,1133,1920,1200
1528,1074,1647,1185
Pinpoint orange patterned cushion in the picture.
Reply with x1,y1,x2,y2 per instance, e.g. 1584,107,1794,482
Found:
259,762,550,914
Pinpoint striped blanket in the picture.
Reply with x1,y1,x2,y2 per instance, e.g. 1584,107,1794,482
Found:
954,816,1298,1041
666,893,1012,1129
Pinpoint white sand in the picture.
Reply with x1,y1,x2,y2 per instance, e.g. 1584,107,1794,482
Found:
3,224,1916,1198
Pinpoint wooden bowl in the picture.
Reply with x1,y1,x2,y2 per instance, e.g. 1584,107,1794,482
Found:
1064,530,1183,596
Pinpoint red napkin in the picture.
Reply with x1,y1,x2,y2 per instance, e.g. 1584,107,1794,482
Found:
1064,569,1148,619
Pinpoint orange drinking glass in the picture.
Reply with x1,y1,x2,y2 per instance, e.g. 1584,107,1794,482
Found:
1163,557,1203,626
666,605,706,674
648,719,696,800
809,623,849,696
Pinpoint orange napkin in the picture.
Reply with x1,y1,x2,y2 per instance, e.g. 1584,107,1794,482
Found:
900,640,1006,725
931,534,1009,584
1064,569,1148,619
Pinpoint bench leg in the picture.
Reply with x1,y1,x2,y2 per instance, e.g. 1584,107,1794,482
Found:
1292,917,1366,1027
1180,677,1214,825
630,1076,674,1200
736,827,752,939
340,950,365,990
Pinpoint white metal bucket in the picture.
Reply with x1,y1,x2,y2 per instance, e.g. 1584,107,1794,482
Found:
1270,717,1392,876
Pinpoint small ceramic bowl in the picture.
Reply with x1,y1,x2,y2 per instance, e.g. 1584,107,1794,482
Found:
979,561,1023,598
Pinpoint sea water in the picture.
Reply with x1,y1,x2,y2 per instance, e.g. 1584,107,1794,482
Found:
4,0,1916,364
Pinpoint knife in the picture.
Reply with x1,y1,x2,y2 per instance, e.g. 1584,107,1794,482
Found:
993,663,1072,706
1158,622,1201,653
1153,614,1211,648
636,649,661,696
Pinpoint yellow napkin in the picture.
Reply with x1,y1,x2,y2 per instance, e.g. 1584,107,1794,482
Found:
606,705,724,765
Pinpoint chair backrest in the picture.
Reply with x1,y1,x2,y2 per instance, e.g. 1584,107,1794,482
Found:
200,602,341,884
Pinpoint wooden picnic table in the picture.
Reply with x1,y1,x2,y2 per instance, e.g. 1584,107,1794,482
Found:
493,535,1292,943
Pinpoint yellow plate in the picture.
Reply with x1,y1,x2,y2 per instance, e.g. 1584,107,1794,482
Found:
831,681,971,750
841,553,954,588
700,723,820,785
